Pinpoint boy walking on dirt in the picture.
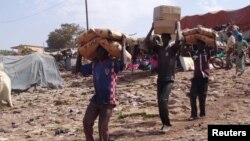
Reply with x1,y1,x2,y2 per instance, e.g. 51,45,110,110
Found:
144,21,182,132
80,39,126,141
189,40,211,120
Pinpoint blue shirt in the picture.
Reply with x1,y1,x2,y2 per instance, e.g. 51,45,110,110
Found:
81,59,122,105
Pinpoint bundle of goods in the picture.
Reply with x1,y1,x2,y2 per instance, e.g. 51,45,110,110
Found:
153,5,181,34
182,26,218,47
76,28,135,61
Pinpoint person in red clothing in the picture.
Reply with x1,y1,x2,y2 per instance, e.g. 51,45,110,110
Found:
81,39,126,141
189,39,211,120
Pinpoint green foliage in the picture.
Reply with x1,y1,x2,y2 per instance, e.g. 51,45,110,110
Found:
46,23,84,49
0,50,16,56
21,48,35,55
75,127,83,133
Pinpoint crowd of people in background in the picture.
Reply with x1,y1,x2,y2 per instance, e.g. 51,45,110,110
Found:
215,24,249,75
52,49,76,71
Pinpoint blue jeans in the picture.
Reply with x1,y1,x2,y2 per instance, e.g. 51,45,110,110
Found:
157,80,173,126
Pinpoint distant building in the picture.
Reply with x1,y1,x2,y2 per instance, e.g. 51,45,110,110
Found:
11,45,46,55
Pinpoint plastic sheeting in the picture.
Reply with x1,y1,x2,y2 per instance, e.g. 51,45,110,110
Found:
179,56,194,71
0,53,63,90
181,5,250,31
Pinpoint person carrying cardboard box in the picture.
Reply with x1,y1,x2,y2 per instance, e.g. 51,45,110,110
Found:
144,20,182,133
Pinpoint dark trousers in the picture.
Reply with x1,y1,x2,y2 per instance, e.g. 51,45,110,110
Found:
157,80,173,126
189,78,208,118
83,102,114,141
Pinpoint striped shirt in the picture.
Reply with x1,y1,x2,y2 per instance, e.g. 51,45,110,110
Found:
192,49,210,78
81,59,122,105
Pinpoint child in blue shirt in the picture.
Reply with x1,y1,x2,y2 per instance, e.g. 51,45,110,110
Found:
82,43,125,141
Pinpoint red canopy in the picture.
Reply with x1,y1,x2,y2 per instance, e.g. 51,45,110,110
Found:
181,5,250,31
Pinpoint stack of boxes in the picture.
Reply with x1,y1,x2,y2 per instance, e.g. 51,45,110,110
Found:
153,5,181,35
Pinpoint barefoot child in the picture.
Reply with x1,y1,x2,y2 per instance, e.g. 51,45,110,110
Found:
81,39,126,141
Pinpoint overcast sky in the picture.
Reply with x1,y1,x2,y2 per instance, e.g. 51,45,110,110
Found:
0,0,249,50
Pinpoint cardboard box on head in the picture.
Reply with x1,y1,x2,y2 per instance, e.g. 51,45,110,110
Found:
153,5,181,35
153,5,181,21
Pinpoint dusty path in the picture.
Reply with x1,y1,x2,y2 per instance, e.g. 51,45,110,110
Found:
0,67,250,141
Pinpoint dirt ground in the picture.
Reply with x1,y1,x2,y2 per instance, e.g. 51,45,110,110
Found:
0,67,250,141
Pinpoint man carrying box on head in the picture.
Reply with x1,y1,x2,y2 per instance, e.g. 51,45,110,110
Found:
144,20,182,133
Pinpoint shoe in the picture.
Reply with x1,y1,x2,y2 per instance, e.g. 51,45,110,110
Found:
200,114,206,119
200,116,205,119
188,116,198,121
238,72,244,76
160,125,171,133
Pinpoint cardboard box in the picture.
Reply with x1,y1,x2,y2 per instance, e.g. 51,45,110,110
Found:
154,5,181,14
153,5,181,21
154,13,180,21
154,20,176,34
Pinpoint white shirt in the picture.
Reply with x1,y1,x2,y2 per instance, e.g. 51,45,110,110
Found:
227,35,235,51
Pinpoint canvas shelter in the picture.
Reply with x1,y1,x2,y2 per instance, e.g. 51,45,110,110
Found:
0,53,63,90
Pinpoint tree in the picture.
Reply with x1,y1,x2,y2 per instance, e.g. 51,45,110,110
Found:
47,23,84,49
21,47,35,55
0,50,17,56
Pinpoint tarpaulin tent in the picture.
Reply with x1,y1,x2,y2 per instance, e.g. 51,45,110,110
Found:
181,5,250,32
0,53,63,90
